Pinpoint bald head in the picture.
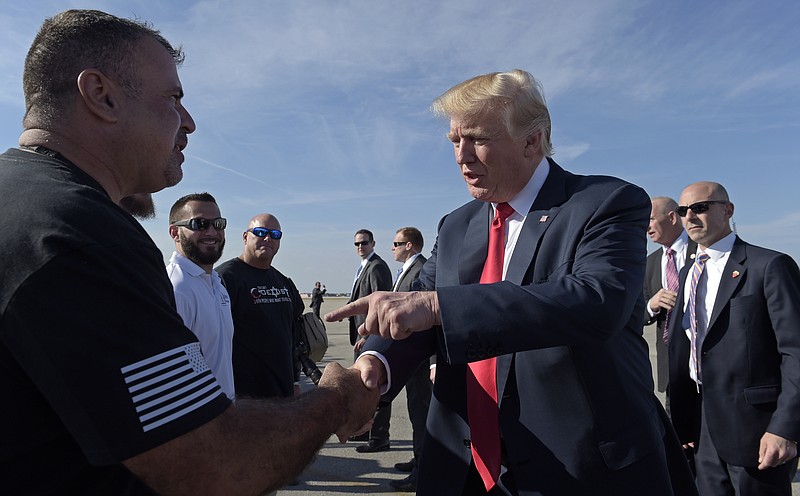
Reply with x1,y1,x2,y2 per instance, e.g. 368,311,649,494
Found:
240,213,282,269
678,181,734,250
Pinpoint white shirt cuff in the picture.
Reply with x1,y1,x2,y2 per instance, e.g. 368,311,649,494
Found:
358,350,391,394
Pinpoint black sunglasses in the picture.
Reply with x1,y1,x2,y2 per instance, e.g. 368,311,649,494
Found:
676,200,728,217
354,240,372,247
172,217,227,231
393,241,409,247
247,227,282,239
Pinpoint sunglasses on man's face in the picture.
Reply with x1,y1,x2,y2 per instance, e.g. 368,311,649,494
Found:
675,200,728,217
247,227,282,239
172,217,227,231
354,240,372,247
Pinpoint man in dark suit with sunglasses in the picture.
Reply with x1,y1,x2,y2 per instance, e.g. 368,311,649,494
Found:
348,228,393,451
667,181,800,495
217,213,305,400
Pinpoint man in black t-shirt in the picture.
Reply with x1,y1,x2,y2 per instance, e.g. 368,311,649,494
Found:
218,213,304,399
0,9,379,495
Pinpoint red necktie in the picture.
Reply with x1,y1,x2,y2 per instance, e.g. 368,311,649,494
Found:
467,202,514,491
663,248,679,342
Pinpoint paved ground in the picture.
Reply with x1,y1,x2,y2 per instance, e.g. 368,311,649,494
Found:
279,297,800,495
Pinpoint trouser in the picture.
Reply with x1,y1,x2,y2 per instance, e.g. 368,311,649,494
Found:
695,397,794,496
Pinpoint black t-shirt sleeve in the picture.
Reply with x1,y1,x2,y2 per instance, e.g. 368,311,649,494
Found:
1,243,231,465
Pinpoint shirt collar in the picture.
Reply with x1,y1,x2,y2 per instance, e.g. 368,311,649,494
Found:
170,251,207,277
361,251,375,266
666,231,689,254
700,231,736,262
402,252,422,271
494,156,550,217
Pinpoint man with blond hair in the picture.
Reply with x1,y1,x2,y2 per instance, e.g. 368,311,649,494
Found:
330,70,695,495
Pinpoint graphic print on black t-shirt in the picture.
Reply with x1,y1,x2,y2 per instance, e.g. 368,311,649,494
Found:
249,284,292,304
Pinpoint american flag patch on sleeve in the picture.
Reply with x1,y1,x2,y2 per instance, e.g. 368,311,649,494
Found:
121,343,222,432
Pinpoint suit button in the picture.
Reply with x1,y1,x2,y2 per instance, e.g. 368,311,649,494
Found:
463,439,471,448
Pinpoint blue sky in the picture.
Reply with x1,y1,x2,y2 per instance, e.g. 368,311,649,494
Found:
1,1,798,293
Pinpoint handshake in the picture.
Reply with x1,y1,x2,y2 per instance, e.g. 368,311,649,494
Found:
320,290,441,440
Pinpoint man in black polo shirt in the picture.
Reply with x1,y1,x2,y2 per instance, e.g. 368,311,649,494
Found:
0,9,378,495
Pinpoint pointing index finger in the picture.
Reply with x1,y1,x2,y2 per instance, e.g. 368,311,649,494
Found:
324,296,371,322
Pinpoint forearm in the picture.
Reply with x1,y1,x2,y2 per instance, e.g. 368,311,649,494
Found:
126,389,344,495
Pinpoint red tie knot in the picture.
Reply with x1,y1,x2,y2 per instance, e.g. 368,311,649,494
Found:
495,202,515,223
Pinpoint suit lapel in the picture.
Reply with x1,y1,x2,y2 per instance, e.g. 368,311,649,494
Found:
708,238,746,331
352,258,373,296
498,160,568,403
504,161,568,285
395,256,424,292
458,203,491,285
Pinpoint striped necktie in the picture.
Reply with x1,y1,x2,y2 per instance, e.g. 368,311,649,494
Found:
688,252,710,391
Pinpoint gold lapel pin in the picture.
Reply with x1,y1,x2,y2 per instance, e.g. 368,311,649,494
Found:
539,215,548,223
732,270,740,278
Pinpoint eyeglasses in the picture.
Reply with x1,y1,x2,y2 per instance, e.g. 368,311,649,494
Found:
172,217,227,231
676,200,728,217
393,241,409,247
354,240,372,247
247,227,283,239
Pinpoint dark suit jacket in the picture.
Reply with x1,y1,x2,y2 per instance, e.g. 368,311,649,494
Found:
366,160,694,495
643,240,697,392
310,286,326,309
395,254,426,292
668,237,800,467
348,253,392,345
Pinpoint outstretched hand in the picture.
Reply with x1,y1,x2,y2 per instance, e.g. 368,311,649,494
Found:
325,291,441,340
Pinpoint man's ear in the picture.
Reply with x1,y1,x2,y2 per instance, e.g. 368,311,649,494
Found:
668,210,679,226
524,131,542,157
76,69,120,123
169,225,180,242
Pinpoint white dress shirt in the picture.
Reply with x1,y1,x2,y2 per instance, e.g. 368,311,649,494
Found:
681,231,735,384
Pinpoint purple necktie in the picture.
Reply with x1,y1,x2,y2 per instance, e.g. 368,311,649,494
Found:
663,248,679,342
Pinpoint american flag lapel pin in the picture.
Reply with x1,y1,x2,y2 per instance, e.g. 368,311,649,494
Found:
539,215,549,223
732,270,740,278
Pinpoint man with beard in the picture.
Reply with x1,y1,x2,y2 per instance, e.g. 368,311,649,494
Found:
167,192,235,398
217,213,305,399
